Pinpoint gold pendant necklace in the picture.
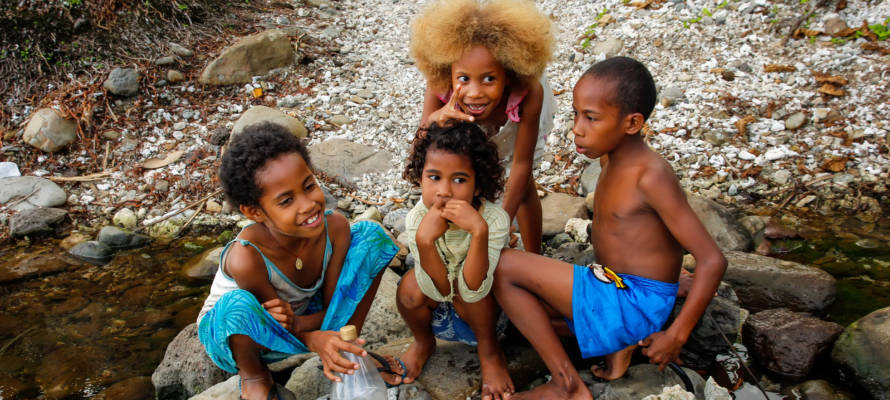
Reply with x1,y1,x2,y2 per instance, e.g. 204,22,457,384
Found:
295,257,303,270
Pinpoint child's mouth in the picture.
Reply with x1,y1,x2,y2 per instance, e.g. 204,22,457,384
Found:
463,103,487,115
300,212,321,227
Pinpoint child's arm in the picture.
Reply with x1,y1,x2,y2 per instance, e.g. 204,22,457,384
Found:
441,200,489,290
500,81,543,221
636,163,727,369
419,85,474,128
412,204,453,297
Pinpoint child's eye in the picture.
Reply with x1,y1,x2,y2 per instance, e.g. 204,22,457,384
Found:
427,174,440,181
456,76,469,83
483,76,496,83
278,198,293,206
304,182,316,191
452,177,467,184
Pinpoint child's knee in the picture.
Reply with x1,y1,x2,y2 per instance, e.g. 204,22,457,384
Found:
397,274,427,309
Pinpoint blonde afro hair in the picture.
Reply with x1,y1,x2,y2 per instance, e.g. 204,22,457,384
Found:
410,0,553,93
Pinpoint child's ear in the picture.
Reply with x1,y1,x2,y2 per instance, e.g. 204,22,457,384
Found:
240,204,265,222
623,113,645,135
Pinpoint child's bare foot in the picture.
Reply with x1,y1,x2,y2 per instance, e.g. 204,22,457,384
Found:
512,379,592,400
369,353,406,387
239,375,273,400
401,337,436,384
479,349,514,400
591,344,635,380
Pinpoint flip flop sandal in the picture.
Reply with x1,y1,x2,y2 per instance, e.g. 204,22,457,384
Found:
668,362,695,393
367,351,408,389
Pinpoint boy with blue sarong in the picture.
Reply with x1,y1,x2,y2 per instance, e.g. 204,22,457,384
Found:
493,57,728,399
197,123,402,400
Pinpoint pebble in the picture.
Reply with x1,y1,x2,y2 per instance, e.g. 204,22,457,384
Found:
169,42,194,57
167,70,185,83
173,121,187,131
155,56,176,66
329,115,350,126
785,112,807,130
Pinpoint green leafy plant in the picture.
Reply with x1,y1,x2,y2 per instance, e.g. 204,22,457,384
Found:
869,20,890,41
831,37,846,44
580,8,609,49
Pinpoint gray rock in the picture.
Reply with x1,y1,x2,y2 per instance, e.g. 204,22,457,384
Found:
230,106,308,142
155,56,176,66
553,242,596,265
152,323,231,400
592,37,624,57
383,208,410,235
97,226,152,250
200,29,295,86
579,161,602,196
354,207,383,223
397,384,433,400
670,282,743,370
540,192,588,237
823,15,849,36
284,356,331,400
167,70,186,83
687,195,752,252
23,108,78,152
68,240,114,265
359,268,411,350
9,207,67,236
309,139,395,185
0,254,70,283
321,184,337,210
357,89,374,99
782,379,855,400
831,306,890,399
743,308,843,380
547,232,573,249
660,87,686,107
709,251,836,314
329,115,350,126
704,131,726,146
182,247,223,280
589,364,706,400
785,112,807,130
103,67,140,97
769,169,792,185
169,42,194,57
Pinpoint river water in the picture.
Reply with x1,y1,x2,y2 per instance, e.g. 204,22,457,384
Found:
0,215,887,398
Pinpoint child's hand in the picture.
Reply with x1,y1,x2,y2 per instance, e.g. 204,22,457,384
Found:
441,200,486,236
305,331,368,382
638,330,685,370
262,298,296,333
428,84,474,126
416,203,450,245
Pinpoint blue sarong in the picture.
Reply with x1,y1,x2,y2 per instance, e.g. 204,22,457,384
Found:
568,264,678,359
430,302,508,346
198,221,398,373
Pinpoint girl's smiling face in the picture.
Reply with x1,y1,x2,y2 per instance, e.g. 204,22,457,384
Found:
420,148,479,209
450,45,508,121
252,152,326,238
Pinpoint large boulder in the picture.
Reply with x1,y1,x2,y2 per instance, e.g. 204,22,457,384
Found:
743,308,843,380
589,364,706,400
230,106,307,142
97,226,151,250
182,247,223,280
0,254,70,283
671,282,744,370
687,195,751,252
23,108,78,152
0,176,67,212
362,268,412,350
308,139,395,185
831,306,890,399
152,323,231,400
200,29,295,85
9,207,68,236
540,192,588,237
701,251,836,314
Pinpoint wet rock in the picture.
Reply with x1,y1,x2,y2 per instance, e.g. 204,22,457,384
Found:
182,247,222,280
59,231,90,250
831,306,890,400
383,208,410,235
68,240,114,265
589,364,705,400
200,29,295,85
230,106,308,142
687,195,752,251
35,346,107,400
23,108,78,152
9,207,68,236
97,226,152,250
717,251,836,314
670,282,743,370
541,192,588,237
152,323,231,399
169,42,194,57
743,308,843,380
167,70,185,83
94,376,155,400
781,379,854,400
0,254,69,283
785,112,807,130
309,139,395,185
113,208,138,229
579,161,602,195
593,37,624,57
103,67,140,96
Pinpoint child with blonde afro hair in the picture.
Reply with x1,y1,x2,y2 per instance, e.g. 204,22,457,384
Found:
411,0,555,255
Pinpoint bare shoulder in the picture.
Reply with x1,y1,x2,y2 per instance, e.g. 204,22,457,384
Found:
325,211,351,245
224,236,269,282
638,149,680,192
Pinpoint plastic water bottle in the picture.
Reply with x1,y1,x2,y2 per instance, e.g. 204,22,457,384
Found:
330,325,387,400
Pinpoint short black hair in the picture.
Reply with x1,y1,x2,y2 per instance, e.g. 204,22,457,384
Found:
404,122,504,203
219,122,311,208
582,56,657,120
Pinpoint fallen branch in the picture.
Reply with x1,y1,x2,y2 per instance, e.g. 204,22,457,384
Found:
345,192,386,206
138,188,223,231
47,171,112,182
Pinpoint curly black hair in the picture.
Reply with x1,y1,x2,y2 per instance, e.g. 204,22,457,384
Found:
583,56,657,121
404,122,504,203
219,122,312,208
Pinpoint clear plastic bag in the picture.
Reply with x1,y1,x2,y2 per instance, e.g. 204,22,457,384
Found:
330,325,387,400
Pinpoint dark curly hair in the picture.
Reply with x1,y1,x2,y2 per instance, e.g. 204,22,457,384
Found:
583,56,657,121
219,122,312,208
404,122,504,204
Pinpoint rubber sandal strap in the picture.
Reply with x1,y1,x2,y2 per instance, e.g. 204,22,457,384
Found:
668,362,695,393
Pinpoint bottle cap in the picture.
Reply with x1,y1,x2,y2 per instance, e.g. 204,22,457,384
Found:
339,325,357,341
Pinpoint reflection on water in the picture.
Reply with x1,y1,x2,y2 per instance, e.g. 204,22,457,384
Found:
0,214,888,398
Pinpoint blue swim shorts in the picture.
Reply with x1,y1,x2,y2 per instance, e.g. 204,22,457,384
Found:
567,264,678,359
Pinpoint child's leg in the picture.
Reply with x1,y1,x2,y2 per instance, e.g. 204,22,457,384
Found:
516,174,542,254
493,249,592,400
396,271,439,383
591,344,636,380
229,334,274,400
453,295,514,400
